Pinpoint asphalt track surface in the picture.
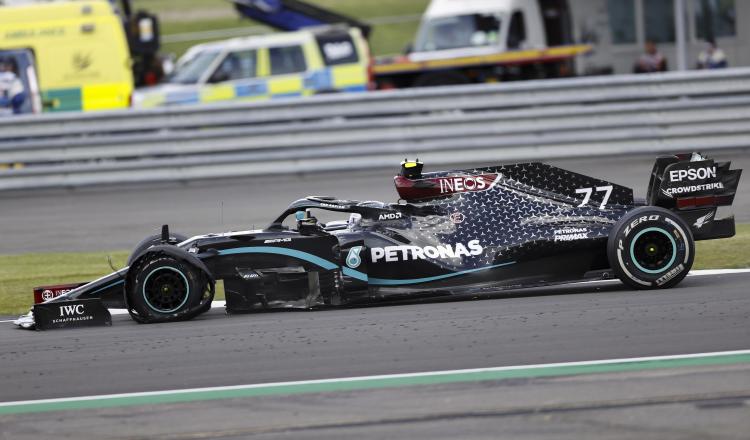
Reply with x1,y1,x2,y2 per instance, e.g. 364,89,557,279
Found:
1,354,749,439
0,150,748,253
0,272,749,438
1,271,749,401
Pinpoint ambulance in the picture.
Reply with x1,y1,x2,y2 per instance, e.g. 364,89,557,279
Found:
0,0,133,113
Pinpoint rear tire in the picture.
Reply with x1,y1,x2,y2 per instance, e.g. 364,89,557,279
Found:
607,207,694,290
127,255,211,323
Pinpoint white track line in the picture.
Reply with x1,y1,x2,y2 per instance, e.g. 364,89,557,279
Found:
688,268,750,276
106,301,227,316
1,349,749,408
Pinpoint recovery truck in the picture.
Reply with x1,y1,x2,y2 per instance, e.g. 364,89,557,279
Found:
230,0,592,89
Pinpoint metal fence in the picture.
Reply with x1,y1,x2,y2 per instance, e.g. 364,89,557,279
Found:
1,68,750,191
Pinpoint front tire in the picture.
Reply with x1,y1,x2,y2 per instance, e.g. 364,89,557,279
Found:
128,232,187,266
127,255,211,323
607,207,694,290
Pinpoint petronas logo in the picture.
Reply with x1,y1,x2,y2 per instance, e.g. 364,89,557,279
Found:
346,246,363,269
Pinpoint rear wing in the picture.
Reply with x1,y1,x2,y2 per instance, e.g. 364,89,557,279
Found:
647,153,742,240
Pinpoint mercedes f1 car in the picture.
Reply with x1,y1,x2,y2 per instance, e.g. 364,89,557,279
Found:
15,153,741,329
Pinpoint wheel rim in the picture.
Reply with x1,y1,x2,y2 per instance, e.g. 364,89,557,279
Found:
142,267,190,313
629,227,677,274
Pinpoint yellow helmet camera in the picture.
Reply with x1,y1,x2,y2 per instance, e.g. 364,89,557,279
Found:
400,158,424,179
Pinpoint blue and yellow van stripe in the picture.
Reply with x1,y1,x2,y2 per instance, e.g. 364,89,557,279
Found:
138,64,368,108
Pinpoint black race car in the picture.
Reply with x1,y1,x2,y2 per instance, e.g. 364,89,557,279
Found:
15,153,742,329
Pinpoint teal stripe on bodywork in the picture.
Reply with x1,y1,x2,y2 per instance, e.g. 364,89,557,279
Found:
342,267,368,281
217,247,338,270
367,262,516,286
89,279,124,295
217,248,514,286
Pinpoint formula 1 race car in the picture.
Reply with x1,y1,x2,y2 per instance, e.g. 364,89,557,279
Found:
15,153,742,330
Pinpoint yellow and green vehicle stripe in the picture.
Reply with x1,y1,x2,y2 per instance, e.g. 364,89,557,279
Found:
42,83,132,112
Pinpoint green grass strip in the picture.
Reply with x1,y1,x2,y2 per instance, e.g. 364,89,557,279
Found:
1,351,749,416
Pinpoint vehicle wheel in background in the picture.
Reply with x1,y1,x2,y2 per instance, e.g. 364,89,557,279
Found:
413,71,469,87
607,207,694,290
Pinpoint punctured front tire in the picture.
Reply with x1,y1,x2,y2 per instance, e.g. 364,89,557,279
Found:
128,232,188,266
607,206,694,290
127,255,211,323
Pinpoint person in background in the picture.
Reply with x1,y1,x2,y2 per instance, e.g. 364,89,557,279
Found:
633,40,668,73
0,58,27,115
697,39,728,69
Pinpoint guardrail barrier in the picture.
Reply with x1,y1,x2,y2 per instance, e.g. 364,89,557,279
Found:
1,68,749,191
